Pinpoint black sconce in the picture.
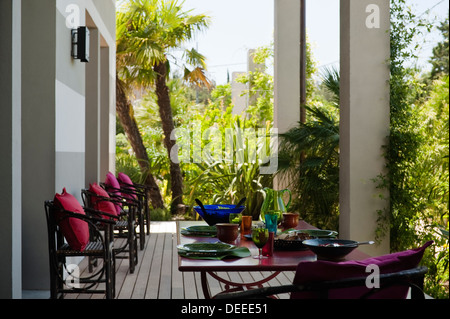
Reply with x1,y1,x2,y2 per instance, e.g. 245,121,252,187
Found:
71,26,90,62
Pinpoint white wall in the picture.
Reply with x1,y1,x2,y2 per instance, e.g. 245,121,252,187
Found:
19,0,116,291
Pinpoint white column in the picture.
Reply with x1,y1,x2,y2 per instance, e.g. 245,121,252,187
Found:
273,0,302,189
100,45,113,178
274,0,301,135
0,0,22,299
231,72,248,115
21,0,57,290
340,0,390,256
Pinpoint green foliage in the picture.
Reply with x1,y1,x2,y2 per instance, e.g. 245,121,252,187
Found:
116,0,211,88
371,0,449,298
235,46,274,125
150,207,172,221
430,15,449,80
185,119,274,219
278,106,339,230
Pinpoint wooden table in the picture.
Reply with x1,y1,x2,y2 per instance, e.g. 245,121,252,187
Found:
177,220,369,299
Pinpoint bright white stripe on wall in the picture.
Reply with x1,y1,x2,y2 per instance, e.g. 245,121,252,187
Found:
55,79,85,153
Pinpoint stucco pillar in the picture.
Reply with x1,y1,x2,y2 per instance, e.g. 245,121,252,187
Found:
273,0,302,189
21,0,58,290
231,72,247,114
274,0,301,135
339,0,390,256
85,28,101,185
100,45,114,179
0,0,22,299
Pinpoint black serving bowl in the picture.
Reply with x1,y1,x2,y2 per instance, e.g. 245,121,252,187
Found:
302,239,359,261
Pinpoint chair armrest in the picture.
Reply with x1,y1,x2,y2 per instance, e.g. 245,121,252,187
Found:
83,206,119,221
57,208,116,225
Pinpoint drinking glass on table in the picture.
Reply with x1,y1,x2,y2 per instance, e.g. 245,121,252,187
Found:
264,211,279,233
252,227,269,259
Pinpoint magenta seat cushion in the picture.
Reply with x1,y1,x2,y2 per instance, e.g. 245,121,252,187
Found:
104,171,122,214
89,182,118,219
54,188,90,252
117,172,137,200
292,241,432,299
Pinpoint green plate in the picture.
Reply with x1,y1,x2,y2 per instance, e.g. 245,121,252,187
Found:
177,242,234,253
185,225,217,235
177,242,251,260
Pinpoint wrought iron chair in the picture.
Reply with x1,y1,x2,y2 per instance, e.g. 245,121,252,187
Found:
117,174,151,235
81,188,139,274
215,266,429,299
44,200,116,299
101,177,147,250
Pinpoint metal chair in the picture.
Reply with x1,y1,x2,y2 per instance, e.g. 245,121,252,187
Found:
44,200,116,299
81,189,139,274
100,182,147,250
215,266,429,299
118,180,151,235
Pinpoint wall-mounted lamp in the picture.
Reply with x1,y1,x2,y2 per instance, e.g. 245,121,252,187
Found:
71,26,90,62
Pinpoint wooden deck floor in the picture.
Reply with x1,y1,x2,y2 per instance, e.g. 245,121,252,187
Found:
70,221,295,299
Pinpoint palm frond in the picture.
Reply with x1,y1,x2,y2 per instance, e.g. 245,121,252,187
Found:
320,66,340,105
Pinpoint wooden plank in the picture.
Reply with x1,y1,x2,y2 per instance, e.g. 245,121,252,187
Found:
158,233,173,298
172,233,185,299
145,232,164,299
183,272,199,299
131,232,156,298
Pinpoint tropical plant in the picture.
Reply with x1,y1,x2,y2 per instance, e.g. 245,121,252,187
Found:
116,0,211,213
186,119,274,220
278,106,340,230
276,64,340,231
371,0,448,298
116,77,165,209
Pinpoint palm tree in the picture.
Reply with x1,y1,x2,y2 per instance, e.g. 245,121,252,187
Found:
116,76,165,209
116,0,211,213
277,67,340,230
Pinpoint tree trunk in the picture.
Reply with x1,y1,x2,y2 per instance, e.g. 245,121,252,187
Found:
154,61,184,214
116,77,165,209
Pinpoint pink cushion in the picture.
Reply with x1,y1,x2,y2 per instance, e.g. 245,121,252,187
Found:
292,241,432,299
117,172,137,200
89,182,118,219
104,172,122,214
54,188,90,251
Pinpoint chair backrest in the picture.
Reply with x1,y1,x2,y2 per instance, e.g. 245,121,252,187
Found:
44,200,63,254
291,241,432,299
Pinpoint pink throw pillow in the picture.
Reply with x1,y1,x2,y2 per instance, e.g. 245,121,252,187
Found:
89,182,118,219
117,172,137,200
104,172,122,214
54,188,90,251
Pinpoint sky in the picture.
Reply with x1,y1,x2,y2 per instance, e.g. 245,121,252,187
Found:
178,0,449,85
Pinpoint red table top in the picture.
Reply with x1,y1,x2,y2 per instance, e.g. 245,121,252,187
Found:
177,220,370,272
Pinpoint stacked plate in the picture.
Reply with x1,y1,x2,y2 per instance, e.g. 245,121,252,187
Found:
180,225,217,237
177,242,251,259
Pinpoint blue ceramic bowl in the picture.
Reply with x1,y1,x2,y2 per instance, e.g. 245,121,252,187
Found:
193,205,246,226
